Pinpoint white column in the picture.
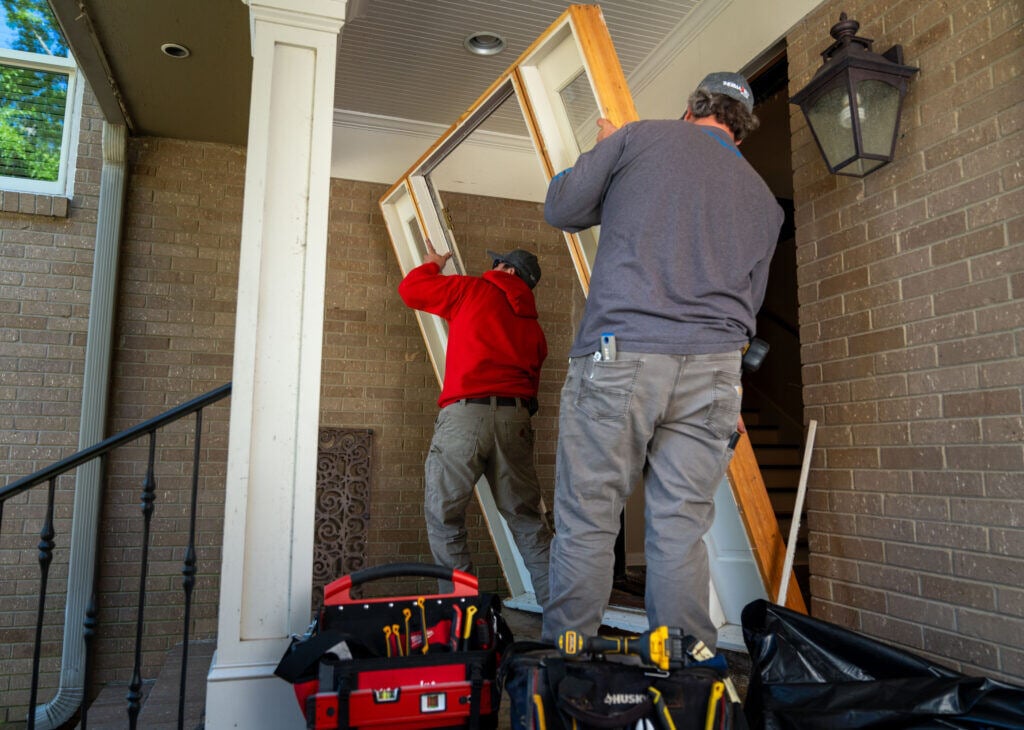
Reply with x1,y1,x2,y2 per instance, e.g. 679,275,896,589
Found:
206,2,345,727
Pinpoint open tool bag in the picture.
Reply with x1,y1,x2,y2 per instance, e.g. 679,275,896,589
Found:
275,562,512,729
498,627,748,730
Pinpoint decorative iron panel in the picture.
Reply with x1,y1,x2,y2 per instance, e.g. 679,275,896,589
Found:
313,428,372,607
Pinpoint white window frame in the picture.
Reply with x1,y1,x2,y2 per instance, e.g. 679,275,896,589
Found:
0,44,83,198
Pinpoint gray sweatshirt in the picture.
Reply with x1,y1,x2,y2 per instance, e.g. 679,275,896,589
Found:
545,119,783,357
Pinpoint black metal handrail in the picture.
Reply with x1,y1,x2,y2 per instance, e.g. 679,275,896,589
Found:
1,383,232,500
1,382,232,730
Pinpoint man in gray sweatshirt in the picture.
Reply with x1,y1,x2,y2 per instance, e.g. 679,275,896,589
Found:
542,72,783,650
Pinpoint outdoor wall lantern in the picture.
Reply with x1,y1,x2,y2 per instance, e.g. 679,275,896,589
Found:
790,13,918,177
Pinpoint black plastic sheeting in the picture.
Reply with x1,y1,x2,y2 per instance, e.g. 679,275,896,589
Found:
741,599,1024,729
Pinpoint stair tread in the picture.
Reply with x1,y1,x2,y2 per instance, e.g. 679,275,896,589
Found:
78,641,213,730
137,641,214,728
76,683,154,729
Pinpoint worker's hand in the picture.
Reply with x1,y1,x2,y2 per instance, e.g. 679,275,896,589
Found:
736,414,747,434
596,118,620,143
423,238,452,270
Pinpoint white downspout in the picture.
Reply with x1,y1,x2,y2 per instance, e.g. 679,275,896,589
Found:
35,121,127,729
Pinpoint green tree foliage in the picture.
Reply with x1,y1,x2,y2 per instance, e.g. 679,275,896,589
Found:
0,0,70,182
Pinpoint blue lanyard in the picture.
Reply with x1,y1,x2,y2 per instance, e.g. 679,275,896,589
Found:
700,127,742,158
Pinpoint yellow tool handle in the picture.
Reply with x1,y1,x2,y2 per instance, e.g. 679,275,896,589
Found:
463,605,478,640
648,687,677,730
383,626,392,657
531,694,547,730
704,681,725,730
402,608,412,656
417,597,428,654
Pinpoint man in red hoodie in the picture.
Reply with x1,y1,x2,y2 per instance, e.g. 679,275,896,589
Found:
398,240,553,607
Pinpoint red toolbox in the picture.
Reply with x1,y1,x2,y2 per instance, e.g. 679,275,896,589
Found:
275,563,511,729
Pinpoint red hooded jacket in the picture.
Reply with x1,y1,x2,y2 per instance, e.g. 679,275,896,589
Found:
398,262,547,408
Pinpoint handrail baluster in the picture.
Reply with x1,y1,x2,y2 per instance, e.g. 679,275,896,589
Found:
27,477,58,730
126,432,158,728
178,408,203,728
81,593,98,729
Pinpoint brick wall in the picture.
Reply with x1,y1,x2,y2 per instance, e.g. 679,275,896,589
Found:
0,97,101,484
0,88,104,721
90,136,245,685
790,0,1023,681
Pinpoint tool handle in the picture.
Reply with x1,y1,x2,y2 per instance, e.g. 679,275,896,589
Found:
704,681,725,730
417,597,429,654
324,562,478,603
557,630,622,658
449,605,463,651
463,605,477,639
648,687,678,730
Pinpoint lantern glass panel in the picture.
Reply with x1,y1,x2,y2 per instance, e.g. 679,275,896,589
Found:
857,78,901,156
845,156,888,176
806,85,856,169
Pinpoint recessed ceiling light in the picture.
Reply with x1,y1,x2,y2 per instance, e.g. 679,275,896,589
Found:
463,32,506,56
161,42,191,59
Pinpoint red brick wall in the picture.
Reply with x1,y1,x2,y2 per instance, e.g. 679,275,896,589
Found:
789,0,1022,681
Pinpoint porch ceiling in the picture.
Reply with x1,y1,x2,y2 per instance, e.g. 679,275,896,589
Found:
49,0,709,145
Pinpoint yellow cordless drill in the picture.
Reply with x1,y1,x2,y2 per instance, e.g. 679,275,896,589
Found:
558,627,742,706
557,625,686,670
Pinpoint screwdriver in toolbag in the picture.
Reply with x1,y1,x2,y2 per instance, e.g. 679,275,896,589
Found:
557,625,686,670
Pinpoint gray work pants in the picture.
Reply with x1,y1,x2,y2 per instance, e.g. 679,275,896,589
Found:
424,398,553,607
543,351,741,650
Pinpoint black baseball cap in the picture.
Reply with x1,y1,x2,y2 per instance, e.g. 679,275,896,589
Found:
698,71,754,112
487,249,541,289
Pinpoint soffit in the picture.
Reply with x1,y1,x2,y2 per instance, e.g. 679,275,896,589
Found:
51,1,705,144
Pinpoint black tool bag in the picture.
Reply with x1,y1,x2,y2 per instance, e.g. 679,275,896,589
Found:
275,562,512,730
498,640,748,730
742,599,1024,730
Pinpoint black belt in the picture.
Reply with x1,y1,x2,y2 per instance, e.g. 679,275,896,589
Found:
460,396,538,415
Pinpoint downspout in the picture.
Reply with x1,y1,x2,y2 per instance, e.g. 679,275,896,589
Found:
35,121,128,729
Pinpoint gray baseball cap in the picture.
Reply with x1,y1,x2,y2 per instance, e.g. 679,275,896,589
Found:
698,71,754,112
487,249,541,289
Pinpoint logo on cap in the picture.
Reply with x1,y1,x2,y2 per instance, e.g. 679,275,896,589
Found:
722,80,750,99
